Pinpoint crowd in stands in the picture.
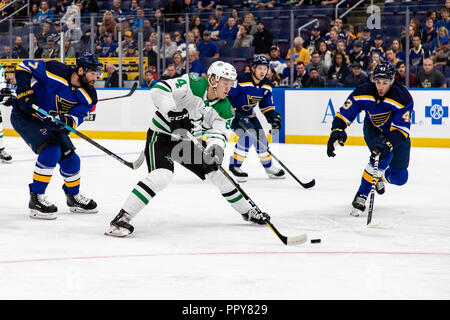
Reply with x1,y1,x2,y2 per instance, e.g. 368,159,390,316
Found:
0,0,449,88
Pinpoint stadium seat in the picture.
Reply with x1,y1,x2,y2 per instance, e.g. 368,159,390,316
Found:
232,58,249,74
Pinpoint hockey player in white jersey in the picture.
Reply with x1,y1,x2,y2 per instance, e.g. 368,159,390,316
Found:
0,63,13,163
105,61,270,237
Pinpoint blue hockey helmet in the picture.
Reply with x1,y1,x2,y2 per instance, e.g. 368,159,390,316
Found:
371,61,395,82
76,52,103,75
252,55,269,68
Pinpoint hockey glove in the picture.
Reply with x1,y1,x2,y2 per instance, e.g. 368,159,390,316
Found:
16,89,36,114
371,136,393,160
327,128,347,157
0,88,16,107
168,108,193,134
203,144,224,174
42,114,74,134
270,113,282,131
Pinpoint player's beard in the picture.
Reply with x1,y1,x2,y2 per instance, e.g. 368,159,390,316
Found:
79,74,94,90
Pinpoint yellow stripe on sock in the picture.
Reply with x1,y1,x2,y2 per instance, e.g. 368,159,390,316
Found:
259,155,272,162
362,170,373,183
65,178,80,188
33,173,52,183
233,153,246,161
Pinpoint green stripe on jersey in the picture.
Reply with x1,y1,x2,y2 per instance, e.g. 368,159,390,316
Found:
152,118,170,133
153,84,171,92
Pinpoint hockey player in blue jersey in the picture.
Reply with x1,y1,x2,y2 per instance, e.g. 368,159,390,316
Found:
326,61,414,216
227,55,285,182
10,52,103,220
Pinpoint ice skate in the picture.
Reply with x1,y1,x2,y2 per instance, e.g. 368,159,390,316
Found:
29,192,57,220
66,193,98,213
265,165,285,179
229,166,248,182
0,148,12,163
350,192,367,217
105,210,134,237
241,207,270,225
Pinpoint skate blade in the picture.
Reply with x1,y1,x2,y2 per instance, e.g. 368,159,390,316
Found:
29,209,57,220
367,220,393,229
1,159,12,164
69,207,99,214
104,226,131,237
267,174,286,179
350,208,364,217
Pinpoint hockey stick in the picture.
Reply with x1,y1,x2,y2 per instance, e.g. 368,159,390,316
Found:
238,120,315,189
366,154,379,225
97,82,138,102
32,105,145,170
184,130,307,246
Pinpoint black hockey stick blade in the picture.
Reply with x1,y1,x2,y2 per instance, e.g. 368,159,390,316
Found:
265,220,307,245
98,82,138,102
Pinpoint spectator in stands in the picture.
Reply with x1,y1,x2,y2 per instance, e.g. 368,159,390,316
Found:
432,36,450,67
161,64,178,80
151,8,164,30
349,40,366,69
184,49,206,77
231,8,242,25
124,43,138,57
320,0,339,7
119,31,135,55
369,34,385,60
436,7,450,31
220,17,239,43
292,62,310,88
149,32,158,49
306,27,324,54
104,63,120,88
331,18,344,36
431,27,450,53
63,38,76,58
126,0,138,21
395,61,416,88
358,27,372,54
101,11,117,40
37,22,52,49
197,0,215,12
268,45,287,77
257,0,275,7
98,33,118,57
173,32,184,46
53,20,62,38
192,27,202,44
213,5,227,30
64,20,83,49
327,52,349,87
286,37,311,66
207,15,221,41
190,15,206,36
318,40,333,71
242,65,251,74
416,58,447,88
111,0,126,24
401,25,415,51
243,13,258,36
33,1,54,25
177,31,196,58
252,20,272,57
325,28,340,53
181,0,196,16
423,17,438,46
144,41,157,67
410,18,423,40
131,7,145,33
141,69,158,89
335,39,350,65
409,35,429,67
197,30,219,58
157,33,177,59
267,67,281,87
172,51,184,75
42,35,60,58
305,67,326,88
0,45,11,59
391,39,406,62
142,19,155,41
233,25,254,48
12,36,28,59
426,8,437,24
366,51,380,75
343,24,358,48
30,2,39,21
306,50,328,78
164,0,182,23
343,62,368,88
32,36,43,59
385,48,401,69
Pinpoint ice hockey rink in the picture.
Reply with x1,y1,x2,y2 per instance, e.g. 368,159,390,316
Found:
0,136,449,300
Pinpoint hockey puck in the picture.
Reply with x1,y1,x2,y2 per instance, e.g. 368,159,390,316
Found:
310,239,321,243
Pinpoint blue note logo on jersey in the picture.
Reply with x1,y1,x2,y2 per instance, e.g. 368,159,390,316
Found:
425,99,448,125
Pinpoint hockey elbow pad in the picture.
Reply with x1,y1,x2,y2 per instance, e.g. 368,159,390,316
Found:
16,89,36,114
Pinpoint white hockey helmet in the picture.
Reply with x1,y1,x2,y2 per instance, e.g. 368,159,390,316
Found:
207,61,237,86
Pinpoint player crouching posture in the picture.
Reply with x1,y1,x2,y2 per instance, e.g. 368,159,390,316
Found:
11,52,102,219
326,61,414,216
227,55,285,182
106,61,270,237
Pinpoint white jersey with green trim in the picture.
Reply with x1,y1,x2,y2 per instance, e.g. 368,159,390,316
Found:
149,73,235,149
0,64,7,90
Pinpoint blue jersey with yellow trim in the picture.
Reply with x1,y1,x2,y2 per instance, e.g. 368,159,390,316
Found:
227,73,275,119
336,81,413,138
16,59,97,128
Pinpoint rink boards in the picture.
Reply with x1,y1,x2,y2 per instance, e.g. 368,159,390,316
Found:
2,88,449,148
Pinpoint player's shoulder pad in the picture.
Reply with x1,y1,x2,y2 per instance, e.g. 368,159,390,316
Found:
237,73,252,84
387,81,413,108
351,81,374,97
76,86,98,106
260,77,273,91
46,60,74,82
212,97,235,120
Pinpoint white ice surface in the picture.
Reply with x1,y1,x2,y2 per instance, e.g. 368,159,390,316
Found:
0,137,449,300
